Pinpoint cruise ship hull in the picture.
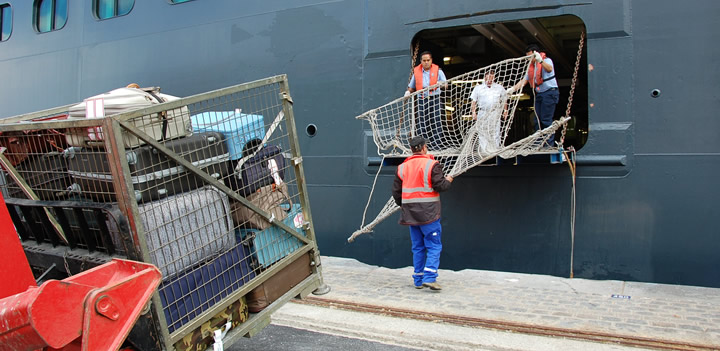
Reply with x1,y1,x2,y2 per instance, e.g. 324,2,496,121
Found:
1,0,718,288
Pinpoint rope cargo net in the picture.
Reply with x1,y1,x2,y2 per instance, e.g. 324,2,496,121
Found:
350,55,570,242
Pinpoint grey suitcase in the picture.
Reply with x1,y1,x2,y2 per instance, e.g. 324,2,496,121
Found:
139,186,235,279
67,132,231,203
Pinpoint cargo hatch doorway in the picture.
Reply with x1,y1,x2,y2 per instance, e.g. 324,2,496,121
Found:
411,15,588,154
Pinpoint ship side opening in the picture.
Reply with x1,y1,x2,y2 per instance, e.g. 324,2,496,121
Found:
412,15,588,156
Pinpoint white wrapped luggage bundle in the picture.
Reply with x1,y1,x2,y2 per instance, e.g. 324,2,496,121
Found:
66,87,191,148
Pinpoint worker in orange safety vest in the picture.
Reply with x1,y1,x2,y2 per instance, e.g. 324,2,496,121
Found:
405,51,448,150
510,43,559,147
392,136,453,290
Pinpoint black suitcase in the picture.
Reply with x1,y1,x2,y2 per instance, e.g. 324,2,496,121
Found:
7,153,73,200
231,145,286,196
67,132,231,203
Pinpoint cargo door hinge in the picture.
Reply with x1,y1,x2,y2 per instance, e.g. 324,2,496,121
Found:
281,92,293,104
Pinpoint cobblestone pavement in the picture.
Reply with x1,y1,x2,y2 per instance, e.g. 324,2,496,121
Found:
306,256,720,349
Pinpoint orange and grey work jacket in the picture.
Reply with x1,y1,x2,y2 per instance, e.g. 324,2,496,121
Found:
392,154,452,225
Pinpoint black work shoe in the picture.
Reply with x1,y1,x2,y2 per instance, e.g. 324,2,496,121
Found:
422,282,442,290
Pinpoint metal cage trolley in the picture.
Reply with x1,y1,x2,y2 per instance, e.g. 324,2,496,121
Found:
0,75,328,351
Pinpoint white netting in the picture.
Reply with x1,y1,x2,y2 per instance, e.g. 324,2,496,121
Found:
349,55,570,242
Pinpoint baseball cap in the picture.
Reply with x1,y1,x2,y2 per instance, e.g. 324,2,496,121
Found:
409,136,426,152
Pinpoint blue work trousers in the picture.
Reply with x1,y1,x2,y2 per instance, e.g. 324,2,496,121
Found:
533,88,559,146
409,218,442,286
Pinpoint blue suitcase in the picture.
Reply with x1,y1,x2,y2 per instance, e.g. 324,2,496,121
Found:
190,111,265,160
237,204,306,267
158,243,257,333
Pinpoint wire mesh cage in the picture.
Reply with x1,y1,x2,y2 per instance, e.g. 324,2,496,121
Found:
0,75,323,350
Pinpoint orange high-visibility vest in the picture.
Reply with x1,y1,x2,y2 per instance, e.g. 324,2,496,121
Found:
528,52,550,89
397,154,440,204
414,64,440,93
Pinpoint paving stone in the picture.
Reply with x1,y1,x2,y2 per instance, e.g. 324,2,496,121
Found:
540,315,561,321
574,313,598,320
612,323,642,333
647,326,678,334
508,307,528,312
600,316,622,322
678,324,705,332
630,311,656,317
625,319,648,325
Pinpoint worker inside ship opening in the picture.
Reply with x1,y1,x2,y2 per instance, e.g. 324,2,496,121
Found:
510,43,560,148
405,51,448,150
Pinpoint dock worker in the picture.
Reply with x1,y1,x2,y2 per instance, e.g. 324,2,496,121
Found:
510,44,559,147
405,51,448,150
392,136,453,290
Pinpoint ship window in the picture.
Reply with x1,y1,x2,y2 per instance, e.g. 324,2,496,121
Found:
95,0,134,20
0,3,11,41
34,0,67,33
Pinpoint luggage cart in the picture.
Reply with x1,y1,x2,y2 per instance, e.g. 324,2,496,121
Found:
0,75,328,351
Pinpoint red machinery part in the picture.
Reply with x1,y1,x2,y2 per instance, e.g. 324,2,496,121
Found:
0,190,36,298
0,258,161,351
1,153,162,351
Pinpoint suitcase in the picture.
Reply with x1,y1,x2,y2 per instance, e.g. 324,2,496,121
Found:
190,111,265,160
139,186,236,279
67,132,231,203
159,244,256,334
245,253,312,313
7,153,73,200
231,145,286,196
7,196,130,257
23,113,70,153
237,203,305,267
173,296,249,351
0,133,30,166
0,114,68,167
230,182,292,230
66,87,191,148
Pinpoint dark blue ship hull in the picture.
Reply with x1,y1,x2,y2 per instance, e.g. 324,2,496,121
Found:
1,1,718,287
